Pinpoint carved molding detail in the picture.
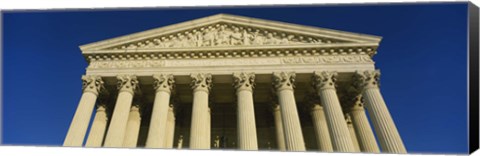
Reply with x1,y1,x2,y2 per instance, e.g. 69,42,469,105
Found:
88,60,165,69
190,73,213,92
153,74,175,93
109,23,346,50
233,72,255,92
85,48,376,62
345,113,353,124
282,55,373,64
353,70,381,90
116,75,140,95
271,103,281,112
81,75,105,96
87,55,373,69
272,72,296,91
312,71,338,90
351,95,365,111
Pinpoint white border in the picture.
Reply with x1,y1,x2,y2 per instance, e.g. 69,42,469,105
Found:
0,0,477,156
0,145,461,156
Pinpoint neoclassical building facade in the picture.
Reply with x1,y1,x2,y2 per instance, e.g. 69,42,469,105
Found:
63,14,406,153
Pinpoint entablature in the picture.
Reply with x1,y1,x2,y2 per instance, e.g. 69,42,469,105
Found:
83,43,378,62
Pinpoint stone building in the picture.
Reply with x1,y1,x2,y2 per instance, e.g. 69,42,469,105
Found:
63,14,406,153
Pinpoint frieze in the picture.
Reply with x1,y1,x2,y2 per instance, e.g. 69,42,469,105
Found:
108,23,348,50
88,60,165,69
282,55,373,64
87,55,373,69
165,58,281,67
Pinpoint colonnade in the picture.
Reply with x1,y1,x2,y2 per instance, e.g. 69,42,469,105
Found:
63,70,406,153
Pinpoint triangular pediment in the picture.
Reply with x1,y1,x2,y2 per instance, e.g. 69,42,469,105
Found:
80,14,382,52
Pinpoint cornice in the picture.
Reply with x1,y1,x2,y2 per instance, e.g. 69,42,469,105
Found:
79,14,382,52
83,43,378,62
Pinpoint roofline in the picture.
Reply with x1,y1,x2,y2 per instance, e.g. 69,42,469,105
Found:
80,13,382,51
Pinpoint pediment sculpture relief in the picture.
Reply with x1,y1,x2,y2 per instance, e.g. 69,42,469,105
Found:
110,23,347,50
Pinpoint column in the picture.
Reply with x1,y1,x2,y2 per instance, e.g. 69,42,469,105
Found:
123,102,143,147
349,95,380,153
233,72,258,150
85,104,109,147
272,104,286,151
146,74,175,148
104,75,140,147
164,104,176,148
64,75,104,146
354,70,406,153
272,72,306,151
189,73,212,149
309,103,334,152
312,71,355,152
207,107,211,148
345,114,361,152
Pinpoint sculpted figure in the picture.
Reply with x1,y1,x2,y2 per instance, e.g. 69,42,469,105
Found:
230,27,242,45
213,135,220,148
172,35,183,48
127,43,137,49
204,26,217,46
195,31,203,47
252,30,265,45
145,40,155,48
217,25,232,46
162,36,174,47
178,34,191,47
242,29,253,45
153,38,162,47
177,135,183,149
282,35,295,44
265,33,280,45
187,32,197,47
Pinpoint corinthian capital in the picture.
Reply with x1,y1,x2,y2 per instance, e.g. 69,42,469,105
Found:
81,75,105,96
130,98,145,114
345,113,353,125
116,75,140,95
153,74,175,93
233,72,255,92
351,95,365,111
190,73,212,92
312,71,338,90
272,72,296,91
353,70,381,90
304,92,323,111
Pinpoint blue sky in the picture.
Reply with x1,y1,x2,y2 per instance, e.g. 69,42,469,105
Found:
2,3,468,154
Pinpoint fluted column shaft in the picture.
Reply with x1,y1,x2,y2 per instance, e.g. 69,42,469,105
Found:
207,107,211,148
346,114,361,152
273,72,306,151
354,70,406,153
234,72,258,150
310,104,334,152
313,71,355,152
85,104,108,147
64,75,104,147
123,104,142,147
104,75,139,147
189,73,212,149
350,96,380,153
272,104,286,151
164,105,176,148
146,74,175,148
